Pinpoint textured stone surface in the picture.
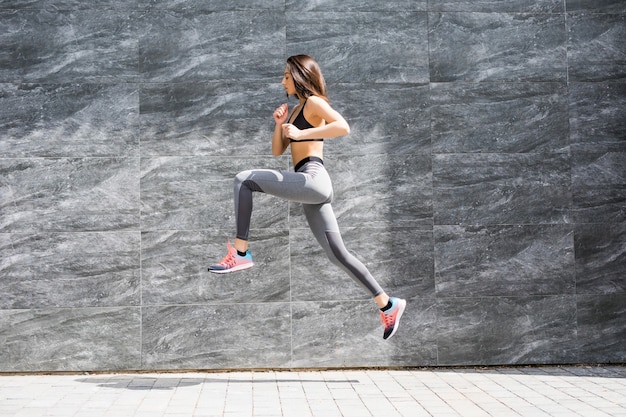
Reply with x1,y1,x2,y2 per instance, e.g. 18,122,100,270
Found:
429,12,567,82
0,307,141,372
434,225,575,297
0,1,624,371
433,153,573,225
0,158,140,232
436,296,579,365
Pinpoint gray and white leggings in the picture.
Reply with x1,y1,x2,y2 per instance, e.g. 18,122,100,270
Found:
233,157,384,297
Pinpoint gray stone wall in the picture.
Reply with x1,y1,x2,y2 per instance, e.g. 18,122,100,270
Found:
1,1,624,372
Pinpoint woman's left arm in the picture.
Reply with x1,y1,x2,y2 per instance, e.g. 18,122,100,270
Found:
282,96,350,141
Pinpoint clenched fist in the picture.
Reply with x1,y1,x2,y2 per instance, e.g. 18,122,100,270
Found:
273,103,289,125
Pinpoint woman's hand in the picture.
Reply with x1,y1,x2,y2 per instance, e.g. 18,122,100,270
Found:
281,123,303,141
273,103,289,125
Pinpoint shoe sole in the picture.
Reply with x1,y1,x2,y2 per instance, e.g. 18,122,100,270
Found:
208,262,254,274
385,299,406,340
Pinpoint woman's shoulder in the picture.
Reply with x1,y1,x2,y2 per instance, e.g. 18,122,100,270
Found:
305,95,332,113
306,95,328,105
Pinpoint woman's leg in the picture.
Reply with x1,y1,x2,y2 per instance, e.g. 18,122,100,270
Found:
233,166,331,251
302,202,407,339
302,202,388,304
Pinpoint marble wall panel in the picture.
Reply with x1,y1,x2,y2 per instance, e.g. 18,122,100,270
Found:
575,223,626,294
431,82,569,153
435,225,575,297
437,296,578,365
285,0,426,12
286,12,429,84
0,232,140,309
566,0,626,13
137,0,284,12
429,0,563,12
0,157,140,232
140,156,289,231
291,299,437,368
140,83,284,157
290,154,432,228
0,83,139,158
0,10,139,83
576,294,626,363
569,83,626,153
142,304,291,369
433,153,572,225
141,229,290,305
138,11,284,83
571,152,626,224
429,12,567,82
567,12,626,82
5,1,140,10
290,227,434,302
327,83,431,156
0,307,141,372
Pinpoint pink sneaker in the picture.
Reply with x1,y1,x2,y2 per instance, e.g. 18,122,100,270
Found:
208,240,254,274
380,297,406,340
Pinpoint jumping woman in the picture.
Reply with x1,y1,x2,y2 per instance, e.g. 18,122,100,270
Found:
209,54,406,340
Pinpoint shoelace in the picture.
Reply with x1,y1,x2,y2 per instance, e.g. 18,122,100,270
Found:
380,310,395,327
217,251,238,268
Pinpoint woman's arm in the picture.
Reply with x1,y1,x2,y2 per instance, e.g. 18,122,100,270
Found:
282,96,350,141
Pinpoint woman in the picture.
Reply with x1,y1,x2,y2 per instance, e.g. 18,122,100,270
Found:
209,55,406,340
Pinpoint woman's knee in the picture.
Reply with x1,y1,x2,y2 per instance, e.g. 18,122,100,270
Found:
234,170,252,186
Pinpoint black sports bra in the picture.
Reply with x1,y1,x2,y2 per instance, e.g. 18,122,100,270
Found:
289,101,324,143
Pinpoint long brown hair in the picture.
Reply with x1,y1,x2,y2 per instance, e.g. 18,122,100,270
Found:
286,55,329,102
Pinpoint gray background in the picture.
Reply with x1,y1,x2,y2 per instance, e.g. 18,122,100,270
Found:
1,0,624,372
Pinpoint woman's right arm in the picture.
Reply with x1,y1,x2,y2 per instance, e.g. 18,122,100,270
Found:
272,103,290,156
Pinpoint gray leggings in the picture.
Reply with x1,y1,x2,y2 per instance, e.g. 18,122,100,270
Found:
233,158,384,297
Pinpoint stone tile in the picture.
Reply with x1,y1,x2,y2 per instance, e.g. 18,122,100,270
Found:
571,152,626,224
0,157,140,233
286,0,426,11
286,12,429,83
0,307,141,372
569,82,626,153
429,0,563,12
140,156,289,231
0,10,139,83
138,11,284,82
0,231,140,309
434,225,575,297
433,153,572,225
139,82,285,157
327,83,431,156
141,304,291,369
137,0,284,11
436,296,578,365
429,12,567,82
567,12,626,82
0,83,139,158
574,223,626,294
141,229,290,305
289,154,432,228
5,1,141,9
431,82,569,153
290,227,434,301
566,0,626,13
577,294,626,363
291,298,437,368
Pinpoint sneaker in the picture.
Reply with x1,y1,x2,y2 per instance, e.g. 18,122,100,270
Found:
208,240,254,273
380,297,406,340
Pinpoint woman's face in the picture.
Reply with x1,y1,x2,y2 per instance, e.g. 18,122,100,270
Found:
281,66,297,96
